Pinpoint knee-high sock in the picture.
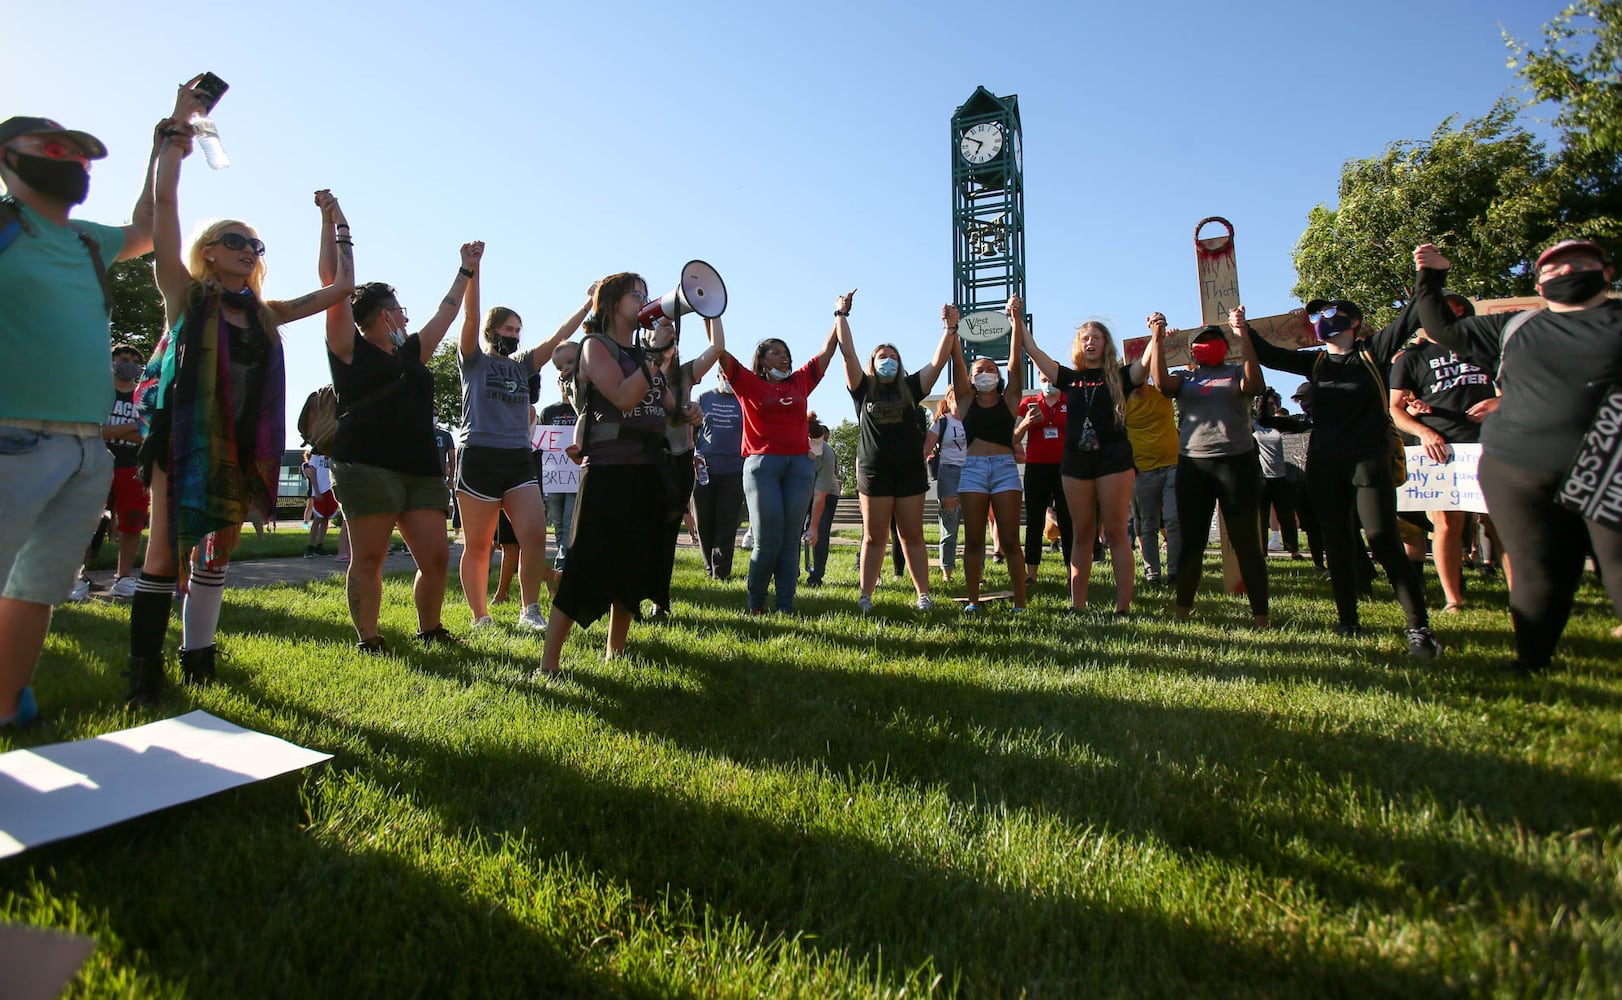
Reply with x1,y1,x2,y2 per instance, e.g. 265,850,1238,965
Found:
182,565,227,651
130,573,178,658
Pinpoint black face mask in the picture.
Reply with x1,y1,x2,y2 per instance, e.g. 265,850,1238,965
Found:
1540,270,1608,306
4,150,90,205
491,335,519,356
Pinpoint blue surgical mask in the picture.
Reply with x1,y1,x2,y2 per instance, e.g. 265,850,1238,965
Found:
875,358,900,379
389,327,408,348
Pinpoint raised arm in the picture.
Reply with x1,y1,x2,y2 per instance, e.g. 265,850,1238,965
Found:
1411,244,1503,366
1002,296,1025,411
324,203,357,363
458,254,482,360
1230,306,1264,396
1244,316,1317,376
529,281,598,372
1148,312,1180,397
915,310,960,393
835,289,863,389
1020,309,1061,383
151,126,194,327
948,305,972,393
269,191,354,325
415,242,484,362
688,315,726,381
117,119,174,262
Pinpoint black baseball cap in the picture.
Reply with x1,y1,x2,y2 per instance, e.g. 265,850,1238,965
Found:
0,116,108,159
1291,382,1313,400
1190,324,1228,344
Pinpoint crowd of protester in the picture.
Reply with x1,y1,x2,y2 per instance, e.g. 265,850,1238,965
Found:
2,91,1620,728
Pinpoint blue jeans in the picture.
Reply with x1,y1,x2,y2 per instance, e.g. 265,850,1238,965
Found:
1132,464,1180,580
543,491,576,569
743,453,814,611
935,462,963,573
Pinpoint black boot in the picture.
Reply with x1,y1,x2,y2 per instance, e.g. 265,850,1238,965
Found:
124,654,165,707
180,646,217,686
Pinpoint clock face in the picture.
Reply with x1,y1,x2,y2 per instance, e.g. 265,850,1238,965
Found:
960,122,1004,164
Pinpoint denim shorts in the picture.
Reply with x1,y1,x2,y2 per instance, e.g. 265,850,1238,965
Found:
0,428,114,604
958,453,1023,494
331,460,450,520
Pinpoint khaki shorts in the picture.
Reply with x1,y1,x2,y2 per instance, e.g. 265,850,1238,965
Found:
331,460,450,520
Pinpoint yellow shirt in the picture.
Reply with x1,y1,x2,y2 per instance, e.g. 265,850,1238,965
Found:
1124,386,1179,471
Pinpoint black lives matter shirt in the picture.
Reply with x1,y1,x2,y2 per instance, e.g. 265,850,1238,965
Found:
107,388,140,469
1390,340,1496,444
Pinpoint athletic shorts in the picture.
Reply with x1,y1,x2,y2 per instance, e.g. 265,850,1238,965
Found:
1061,438,1135,481
958,453,1022,494
856,459,928,499
456,445,538,502
311,488,339,520
109,465,150,533
330,460,450,520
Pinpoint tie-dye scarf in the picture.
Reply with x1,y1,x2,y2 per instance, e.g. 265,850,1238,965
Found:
135,285,285,560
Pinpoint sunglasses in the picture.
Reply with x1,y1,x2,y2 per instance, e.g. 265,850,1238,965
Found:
1306,305,1340,324
210,232,267,256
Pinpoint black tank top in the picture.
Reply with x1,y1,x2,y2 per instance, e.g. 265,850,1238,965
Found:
962,397,1015,448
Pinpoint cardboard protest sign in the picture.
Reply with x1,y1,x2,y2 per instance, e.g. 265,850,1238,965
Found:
533,424,580,495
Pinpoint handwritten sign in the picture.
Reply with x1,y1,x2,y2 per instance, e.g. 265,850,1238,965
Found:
1195,217,1241,326
533,424,580,495
1397,443,1487,513
1122,310,1318,367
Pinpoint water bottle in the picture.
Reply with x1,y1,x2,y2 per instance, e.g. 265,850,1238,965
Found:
190,115,231,170
695,455,710,486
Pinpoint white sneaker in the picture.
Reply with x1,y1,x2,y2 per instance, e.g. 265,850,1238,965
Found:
916,593,934,611
470,615,496,631
518,603,547,630
67,579,91,603
857,594,873,614
110,575,138,599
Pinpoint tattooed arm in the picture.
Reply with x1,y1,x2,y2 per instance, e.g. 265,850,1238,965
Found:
415,242,484,362
271,190,355,325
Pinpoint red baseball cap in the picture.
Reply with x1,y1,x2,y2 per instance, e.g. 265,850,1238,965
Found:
1535,239,1609,271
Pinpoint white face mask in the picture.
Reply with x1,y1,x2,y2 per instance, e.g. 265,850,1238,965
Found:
972,372,999,393
1041,382,1057,398
809,439,824,456
875,358,900,379
766,368,791,382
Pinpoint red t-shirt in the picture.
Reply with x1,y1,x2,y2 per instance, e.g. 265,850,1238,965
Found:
1020,392,1069,464
720,354,826,456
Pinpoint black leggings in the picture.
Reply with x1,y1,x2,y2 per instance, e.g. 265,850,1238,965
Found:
1259,476,1299,554
1478,453,1622,668
1174,453,1269,616
652,456,697,610
1023,462,1073,570
1308,455,1427,629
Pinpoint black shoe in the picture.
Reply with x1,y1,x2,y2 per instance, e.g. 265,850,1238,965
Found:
303,546,316,558
356,635,388,655
179,645,218,685
416,625,462,647
1406,627,1443,660
1333,623,1363,639
124,654,165,707
647,606,671,624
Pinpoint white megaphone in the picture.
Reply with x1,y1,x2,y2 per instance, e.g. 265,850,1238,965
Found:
638,259,728,329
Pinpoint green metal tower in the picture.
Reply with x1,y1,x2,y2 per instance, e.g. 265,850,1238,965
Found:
950,86,1026,366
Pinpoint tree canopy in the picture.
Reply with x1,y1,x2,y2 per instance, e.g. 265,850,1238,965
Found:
1293,2,1621,326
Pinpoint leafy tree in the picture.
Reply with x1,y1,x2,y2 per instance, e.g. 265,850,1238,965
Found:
829,419,858,494
1506,0,1622,254
107,254,165,357
1291,102,1555,327
426,341,464,429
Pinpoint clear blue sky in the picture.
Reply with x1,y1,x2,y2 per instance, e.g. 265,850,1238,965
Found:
3,0,1559,440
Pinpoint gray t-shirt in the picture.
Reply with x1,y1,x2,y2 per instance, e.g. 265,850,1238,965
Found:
1253,421,1286,478
1175,365,1256,459
460,348,540,449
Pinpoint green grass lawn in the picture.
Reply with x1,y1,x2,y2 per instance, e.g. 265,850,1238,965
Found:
4,553,1619,997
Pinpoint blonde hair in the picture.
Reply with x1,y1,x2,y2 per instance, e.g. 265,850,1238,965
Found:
866,343,914,411
1070,321,1126,426
186,219,278,339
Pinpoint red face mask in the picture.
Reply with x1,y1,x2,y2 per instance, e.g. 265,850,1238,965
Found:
1191,340,1228,367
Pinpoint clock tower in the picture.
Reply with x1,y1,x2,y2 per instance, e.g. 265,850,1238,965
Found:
950,86,1026,366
